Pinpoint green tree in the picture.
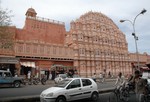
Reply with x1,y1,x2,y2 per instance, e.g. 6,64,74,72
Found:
0,3,14,50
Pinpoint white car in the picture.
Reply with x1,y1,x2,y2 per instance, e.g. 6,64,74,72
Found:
54,74,67,84
40,78,99,102
142,71,150,84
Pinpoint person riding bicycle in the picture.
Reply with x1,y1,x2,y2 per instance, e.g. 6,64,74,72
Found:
115,72,125,86
131,70,148,102
114,72,128,101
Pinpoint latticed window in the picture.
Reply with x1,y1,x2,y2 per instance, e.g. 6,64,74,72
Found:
95,50,100,55
63,48,68,55
40,46,44,54
18,45,23,53
78,34,84,41
26,45,30,53
79,48,85,54
33,45,38,53
53,47,56,54
59,47,62,55
47,47,51,54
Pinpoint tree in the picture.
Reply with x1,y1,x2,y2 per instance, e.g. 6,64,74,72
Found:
0,3,14,50
0,7,13,26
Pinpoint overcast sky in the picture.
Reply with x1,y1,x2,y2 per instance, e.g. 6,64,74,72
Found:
1,0,150,54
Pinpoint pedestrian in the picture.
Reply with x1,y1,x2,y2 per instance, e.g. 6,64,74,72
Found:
108,71,111,78
102,71,106,83
92,73,97,82
49,72,52,80
131,70,148,102
27,71,31,80
99,72,103,83
114,72,125,86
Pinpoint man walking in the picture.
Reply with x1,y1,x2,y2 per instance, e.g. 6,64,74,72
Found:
99,72,103,83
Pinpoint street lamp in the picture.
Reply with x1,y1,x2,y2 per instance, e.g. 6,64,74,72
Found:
120,9,147,70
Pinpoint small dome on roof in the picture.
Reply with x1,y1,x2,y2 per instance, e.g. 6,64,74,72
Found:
25,7,37,17
27,8,36,13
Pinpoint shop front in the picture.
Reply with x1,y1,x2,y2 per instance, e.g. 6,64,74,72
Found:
0,57,19,76
20,61,36,77
50,64,77,79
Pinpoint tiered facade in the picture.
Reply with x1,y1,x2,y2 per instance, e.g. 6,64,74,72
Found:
68,12,131,77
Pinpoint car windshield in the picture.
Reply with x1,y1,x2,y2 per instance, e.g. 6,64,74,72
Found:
59,74,67,78
55,79,72,88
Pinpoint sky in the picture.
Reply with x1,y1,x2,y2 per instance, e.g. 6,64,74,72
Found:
1,0,150,54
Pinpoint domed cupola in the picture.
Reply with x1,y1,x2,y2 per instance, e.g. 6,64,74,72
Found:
25,8,37,17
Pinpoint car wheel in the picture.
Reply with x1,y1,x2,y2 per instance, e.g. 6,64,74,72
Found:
14,81,20,88
91,92,99,102
56,96,66,102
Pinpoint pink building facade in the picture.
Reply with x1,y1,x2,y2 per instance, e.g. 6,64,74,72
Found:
0,8,149,77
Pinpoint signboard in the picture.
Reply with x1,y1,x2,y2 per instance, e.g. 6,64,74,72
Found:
0,57,19,64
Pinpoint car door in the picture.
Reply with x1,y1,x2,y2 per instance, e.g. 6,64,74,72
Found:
81,79,93,98
0,72,4,84
66,79,82,101
3,72,12,84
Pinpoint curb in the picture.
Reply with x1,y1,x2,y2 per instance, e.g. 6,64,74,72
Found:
0,88,115,102
99,88,114,93
0,95,39,102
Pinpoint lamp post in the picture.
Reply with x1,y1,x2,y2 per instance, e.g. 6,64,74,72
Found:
120,9,147,70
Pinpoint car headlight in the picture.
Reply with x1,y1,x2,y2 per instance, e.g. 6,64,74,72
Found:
46,93,54,97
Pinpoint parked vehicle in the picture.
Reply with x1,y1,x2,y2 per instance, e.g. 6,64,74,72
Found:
54,74,67,84
140,67,150,84
40,78,99,102
0,70,24,88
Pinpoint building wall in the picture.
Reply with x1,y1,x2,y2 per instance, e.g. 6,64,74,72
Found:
68,11,131,77
16,16,66,45
147,55,150,64
13,8,73,75
129,52,148,66
15,40,73,59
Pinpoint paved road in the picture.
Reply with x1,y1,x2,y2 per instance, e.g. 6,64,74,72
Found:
1,81,148,102
0,80,115,99
61,93,141,102
0,83,54,98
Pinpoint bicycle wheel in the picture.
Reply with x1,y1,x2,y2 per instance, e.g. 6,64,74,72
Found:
122,89,129,102
109,92,118,102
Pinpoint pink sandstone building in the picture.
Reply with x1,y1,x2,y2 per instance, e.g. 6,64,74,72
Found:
0,8,149,77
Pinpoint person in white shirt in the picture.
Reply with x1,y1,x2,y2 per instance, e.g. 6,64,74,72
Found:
115,72,125,86
99,72,103,83
27,71,31,80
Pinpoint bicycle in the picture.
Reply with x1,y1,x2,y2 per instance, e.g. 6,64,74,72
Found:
41,76,47,85
109,84,129,102
143,84,150,102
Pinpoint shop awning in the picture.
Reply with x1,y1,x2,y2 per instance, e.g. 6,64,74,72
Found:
20,62,35,68
0,57,19,64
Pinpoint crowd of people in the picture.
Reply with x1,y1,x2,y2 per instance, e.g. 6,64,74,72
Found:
92,71,111,83
113,70,149,102
92,70,149,102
